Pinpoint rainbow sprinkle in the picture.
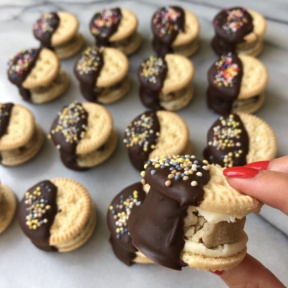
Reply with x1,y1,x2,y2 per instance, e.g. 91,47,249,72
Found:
140,56,166,84
33,12,59,37
222,8,250,33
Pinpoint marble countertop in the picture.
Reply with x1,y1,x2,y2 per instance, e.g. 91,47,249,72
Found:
0,0,287,287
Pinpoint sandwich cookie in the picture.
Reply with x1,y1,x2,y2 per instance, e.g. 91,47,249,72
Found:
33,11,84,59
207,53,268,114
0,183,17,234
74,46,130,104
138,55,194,111
48,101,117,171
107,182,154,265
128,155,262,271
151,6,200,57
203,113,277,168
89,8,141,56
18,178,96,252
0,103,44,166
7,48,69,104
123,110,192,171
212,7,266,57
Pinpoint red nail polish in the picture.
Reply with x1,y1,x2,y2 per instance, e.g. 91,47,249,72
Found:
210,270,224,276
245,160,270,171
223,166,259,178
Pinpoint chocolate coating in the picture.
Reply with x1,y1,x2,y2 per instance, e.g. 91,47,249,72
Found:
0,103,14,138
107,182,146,266
89,8,122,47
203,113,249,167
123,111,160,171
212,7,253,55
18,180,58,251
151,6,185,57
128,155,210,270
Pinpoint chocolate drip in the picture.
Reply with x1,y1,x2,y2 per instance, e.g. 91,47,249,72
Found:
0,103,14,137
107,182,146,265
123,111,160,171
138,56,168,110
18,180,58,251
128,155,210,270
89,8,122,47
151,6,185,57
7,48,40,102
74,47,104,103
204,114,249,167
207,53,243,114
212,7,253,55
33,12,60,48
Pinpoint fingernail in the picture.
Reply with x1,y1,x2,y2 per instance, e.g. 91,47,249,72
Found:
210,270,224,276
223,166,259,178
245,160,270,171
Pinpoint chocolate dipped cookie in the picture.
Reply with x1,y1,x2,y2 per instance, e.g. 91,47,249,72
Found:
48,101,117,171
107,182,154,266
89,8,141,55
138,55,194,111
203,113,277,168
211,7,266,57
18,178,96,252
74,46,130,104
33,11,84,59
206,53,268,114
0,103,44,166
7,48,69,104
151,6,200,57
123,110,192,171
128,155,262,271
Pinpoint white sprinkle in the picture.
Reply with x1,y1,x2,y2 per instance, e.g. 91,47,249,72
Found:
191,181,198,187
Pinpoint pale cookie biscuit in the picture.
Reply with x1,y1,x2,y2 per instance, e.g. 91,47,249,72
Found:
0,184,17,234
113,31,142,56
18,178,96,252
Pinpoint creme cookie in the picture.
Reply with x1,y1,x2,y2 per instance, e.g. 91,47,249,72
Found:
74,46,130,104
0,103,44,166
138,55,194,110
33,11,84,59
107,182,154,266
207,53,268,114
128,155,261,271
89,8,141,55
151,6,200,57
48,101,117,171
123,110,191,171
18,178,96,252
0,183,17,234
211,7,266,57
7,48,69,104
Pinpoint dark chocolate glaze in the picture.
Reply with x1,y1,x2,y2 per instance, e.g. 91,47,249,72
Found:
18,180,58,252
107,182,146,265
151,6,185,57
0,103,14,137
123,111,160,171
7,48,40,102
203,113,249,167
138,56,168,110
74,47,104,103
128,155,210,270
212,7,253,55
207,53,243,114
89,8,122,47
49,102,88,171
33,12,60,48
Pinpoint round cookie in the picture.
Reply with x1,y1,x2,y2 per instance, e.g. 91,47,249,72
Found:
138,55,194,110
18,178,96,252
89,8,141,55
207,53,268,114
0,184,17,234
123,110,191,171
74,46,130,104
151,6,200,57
211,7,266,57
128,155,261,271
